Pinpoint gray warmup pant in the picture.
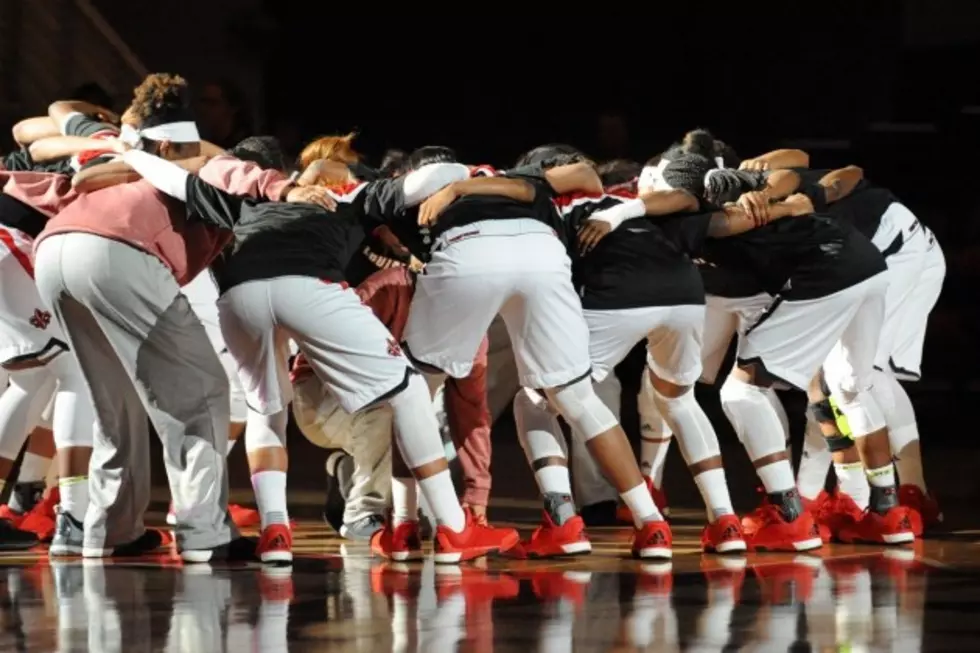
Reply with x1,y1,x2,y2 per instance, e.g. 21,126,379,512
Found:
34,233,236,552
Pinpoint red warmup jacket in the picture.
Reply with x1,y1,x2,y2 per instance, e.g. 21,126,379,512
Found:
291,267,493,507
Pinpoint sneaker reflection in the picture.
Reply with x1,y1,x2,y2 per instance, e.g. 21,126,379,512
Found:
0,546,932,651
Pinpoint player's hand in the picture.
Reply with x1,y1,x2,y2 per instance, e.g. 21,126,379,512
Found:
106,138,131,154
286,185,337,211
736,190,771,226
739,158,769,172
783,193,815,216
417,185,458,226
577,219,612,255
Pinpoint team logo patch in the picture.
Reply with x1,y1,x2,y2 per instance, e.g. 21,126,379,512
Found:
387,338,402,357
29,309,51,330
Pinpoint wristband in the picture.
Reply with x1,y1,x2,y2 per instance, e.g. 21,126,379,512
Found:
590,197,645,230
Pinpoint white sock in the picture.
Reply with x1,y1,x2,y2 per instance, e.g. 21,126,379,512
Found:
797,415,833,500
756,460,796,494
417,470,465,533
534,465,572,496
866,463,896,490
638,372,672,487
693,468,734,521
250,470,289,528
59,476,89,521
391,477,418,526
18,451,51,484
835,461,870,510
620,483,663,528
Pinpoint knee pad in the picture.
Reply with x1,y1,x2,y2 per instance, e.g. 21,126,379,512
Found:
808,398,837,424
825,432,855,452
638,371,671,439
831,389,886,438
513,387,566,460
244,409,289,452
718,375,786,459
545,378,619,441
651,386,720,464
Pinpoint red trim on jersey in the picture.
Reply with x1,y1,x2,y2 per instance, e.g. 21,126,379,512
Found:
326,181,369,203
604,184,637,199
0,228,34,278
553,190,604,209
77,148,114,166
469,165,497,178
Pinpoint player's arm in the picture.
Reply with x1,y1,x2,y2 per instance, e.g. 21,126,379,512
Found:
417,176,536,226
71,156,209,192
576,189,699,254
121,149,243,230
541,162,604,195
818,165,863,203
12,117,60,146
48,100,118,130
28,136,122,163
706,193,814,238
739,148,810,171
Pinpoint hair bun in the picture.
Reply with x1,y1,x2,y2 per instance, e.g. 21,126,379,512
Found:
682,129,717,160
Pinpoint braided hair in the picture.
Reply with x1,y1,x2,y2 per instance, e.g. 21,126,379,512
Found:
661,153,766,207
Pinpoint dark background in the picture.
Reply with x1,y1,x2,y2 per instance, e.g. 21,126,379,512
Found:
2,1,979,505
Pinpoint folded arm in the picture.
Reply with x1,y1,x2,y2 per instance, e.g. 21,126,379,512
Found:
29,136,117,163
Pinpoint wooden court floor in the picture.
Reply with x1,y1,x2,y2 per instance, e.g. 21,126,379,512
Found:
0,504,979,652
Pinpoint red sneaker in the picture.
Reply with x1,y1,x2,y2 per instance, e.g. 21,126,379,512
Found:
617,479,669,523
898,485,942,535
528,571,593,605
371,520,424,562
800,491,834,543
818,490,865,541
433,566,520,604
631,520,672,560
754,557,821,604
259,567,294,603
18,487,60,542
229,504,262,529
635,562,673,596
700,514,747,553
433,509,519,564
507,513,591,559
837,505,916,545
0,505,26,529
745,504,822,552
701,556,747,604
370,562,418,599
257,523,293,563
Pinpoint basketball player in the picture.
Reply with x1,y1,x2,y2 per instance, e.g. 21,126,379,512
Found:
748,151,945,531
291,266,494,541
33,73,319,562
390,146,672,559
656,150,915,547
116,148,520,564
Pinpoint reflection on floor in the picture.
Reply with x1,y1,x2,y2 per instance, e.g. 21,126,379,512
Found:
1,512,979,652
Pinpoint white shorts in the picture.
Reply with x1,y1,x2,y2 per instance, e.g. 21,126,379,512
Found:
404,219,591,389
184,271,247,422
219,277,413,415
584,304,705,386
872,207,944,380
0,227,69,366
699,293,771,384
741,273,889,390
888,234,944,380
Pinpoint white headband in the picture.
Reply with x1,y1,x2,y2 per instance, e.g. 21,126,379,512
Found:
139,121,200,143
119,124,141,146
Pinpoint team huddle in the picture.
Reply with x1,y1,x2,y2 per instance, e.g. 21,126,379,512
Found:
0,72,944,566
